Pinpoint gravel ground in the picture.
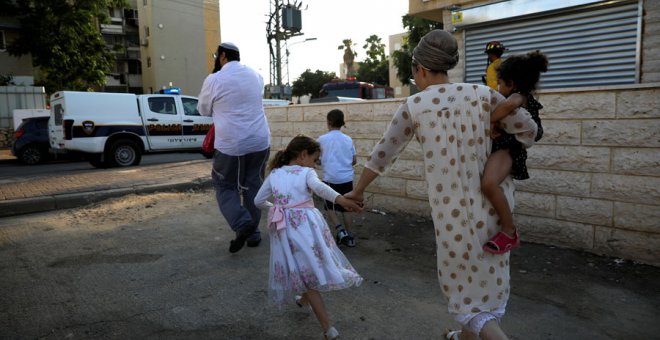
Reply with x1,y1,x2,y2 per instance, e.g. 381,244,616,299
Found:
1,189,658,339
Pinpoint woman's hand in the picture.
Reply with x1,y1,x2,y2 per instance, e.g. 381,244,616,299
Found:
336,195,364,213
344,190,364,206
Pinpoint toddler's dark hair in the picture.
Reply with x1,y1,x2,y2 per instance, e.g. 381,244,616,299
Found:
268,135,321,171
327,109,345,128
497,50,548,94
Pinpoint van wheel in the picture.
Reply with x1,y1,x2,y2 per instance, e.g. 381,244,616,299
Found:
106,140,141,167
87,154,107,168
19,145,46,165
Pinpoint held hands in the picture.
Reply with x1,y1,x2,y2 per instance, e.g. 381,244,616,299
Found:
336,195,364,213
344,190,363,203
339,190,365,213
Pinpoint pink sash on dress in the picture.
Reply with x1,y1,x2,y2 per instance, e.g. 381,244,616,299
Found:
268,199,315,231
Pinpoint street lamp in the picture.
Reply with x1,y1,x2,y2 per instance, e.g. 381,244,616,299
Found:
286,37,317,85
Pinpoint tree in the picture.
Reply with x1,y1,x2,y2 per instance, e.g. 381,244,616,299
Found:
291,69,337,99
7,0,128,93
356,34,389,86
391,15,444,85
0,75,13,86
337,39,357,77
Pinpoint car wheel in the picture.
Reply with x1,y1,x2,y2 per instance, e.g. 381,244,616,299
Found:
106,139,142,167
18,145,46,165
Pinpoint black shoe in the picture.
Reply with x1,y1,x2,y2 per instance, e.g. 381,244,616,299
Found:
229,233,250,253
246,238,261,247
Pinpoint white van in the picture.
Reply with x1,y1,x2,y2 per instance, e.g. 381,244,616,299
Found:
48,91,212,168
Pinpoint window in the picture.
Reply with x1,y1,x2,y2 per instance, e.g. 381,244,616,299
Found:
128,60,141,74
148,97,176,115
147,57,151,68
182,98,200,116
0,31,6,51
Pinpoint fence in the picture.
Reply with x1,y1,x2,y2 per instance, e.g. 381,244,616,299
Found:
265,83,660,266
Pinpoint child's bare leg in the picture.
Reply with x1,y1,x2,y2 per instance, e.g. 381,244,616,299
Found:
325,208,341,227
479,320,509,340
342,212,353,231
481,150,515,236
303,290,332,332
457,318,508,340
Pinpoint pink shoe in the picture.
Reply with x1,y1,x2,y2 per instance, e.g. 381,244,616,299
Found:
483,230,520,254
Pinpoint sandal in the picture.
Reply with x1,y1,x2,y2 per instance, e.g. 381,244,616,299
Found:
444,330,461,340
483,230,520,254
324,326,339,339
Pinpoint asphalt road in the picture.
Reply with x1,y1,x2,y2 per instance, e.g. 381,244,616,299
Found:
0,153,207,183
1,190,659,339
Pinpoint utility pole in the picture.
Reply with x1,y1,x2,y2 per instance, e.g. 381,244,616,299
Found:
267,0,304,99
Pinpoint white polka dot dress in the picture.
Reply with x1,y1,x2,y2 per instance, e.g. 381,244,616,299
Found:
365,83,538,320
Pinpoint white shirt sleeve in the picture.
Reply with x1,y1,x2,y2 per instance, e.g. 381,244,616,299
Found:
253,174,273,210
197,75,215,117
306,169,340,202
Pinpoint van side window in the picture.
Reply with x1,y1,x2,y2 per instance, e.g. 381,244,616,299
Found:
54,104,64,125
148,97,176,115
182,97,200,116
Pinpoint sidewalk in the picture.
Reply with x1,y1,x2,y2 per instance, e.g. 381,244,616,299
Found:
0,148,212,217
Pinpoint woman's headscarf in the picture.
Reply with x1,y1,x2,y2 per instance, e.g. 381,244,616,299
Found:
412,29,460,72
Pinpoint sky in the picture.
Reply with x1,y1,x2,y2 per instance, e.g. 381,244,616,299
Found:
219,0,409,85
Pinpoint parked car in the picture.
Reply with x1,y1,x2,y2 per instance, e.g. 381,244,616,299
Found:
11,116,51,165
10,116,79,165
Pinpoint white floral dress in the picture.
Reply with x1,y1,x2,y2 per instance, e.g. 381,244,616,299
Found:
254,165,363,306
365,83,537,324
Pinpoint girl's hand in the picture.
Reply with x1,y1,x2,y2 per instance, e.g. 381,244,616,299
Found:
336,196,364,213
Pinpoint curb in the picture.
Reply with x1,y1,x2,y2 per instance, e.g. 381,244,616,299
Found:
0,178,213,218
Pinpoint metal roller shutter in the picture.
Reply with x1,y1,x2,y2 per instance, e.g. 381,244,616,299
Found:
463,1,641,89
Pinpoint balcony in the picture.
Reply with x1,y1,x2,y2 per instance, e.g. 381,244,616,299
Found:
100,23,123,34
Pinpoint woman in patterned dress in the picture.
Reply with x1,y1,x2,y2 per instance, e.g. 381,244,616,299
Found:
254,135,363,339
345,30,538,339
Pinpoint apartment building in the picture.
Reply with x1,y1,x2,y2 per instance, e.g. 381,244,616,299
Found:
138,0,220,96
0,16,36,86
0,0,220,96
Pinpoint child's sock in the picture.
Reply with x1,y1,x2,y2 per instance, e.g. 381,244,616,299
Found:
335,224,344,230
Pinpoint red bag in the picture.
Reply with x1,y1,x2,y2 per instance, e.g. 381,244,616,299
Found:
202,124,215,157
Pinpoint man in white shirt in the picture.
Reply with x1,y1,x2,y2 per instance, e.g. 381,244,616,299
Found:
197,42,271,253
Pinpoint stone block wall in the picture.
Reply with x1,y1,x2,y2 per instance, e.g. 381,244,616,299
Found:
265,84,660,266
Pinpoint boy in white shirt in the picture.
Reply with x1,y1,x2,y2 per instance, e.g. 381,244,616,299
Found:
318,109,357,247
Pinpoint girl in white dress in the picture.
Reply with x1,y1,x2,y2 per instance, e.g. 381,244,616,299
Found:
254,135,363,339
